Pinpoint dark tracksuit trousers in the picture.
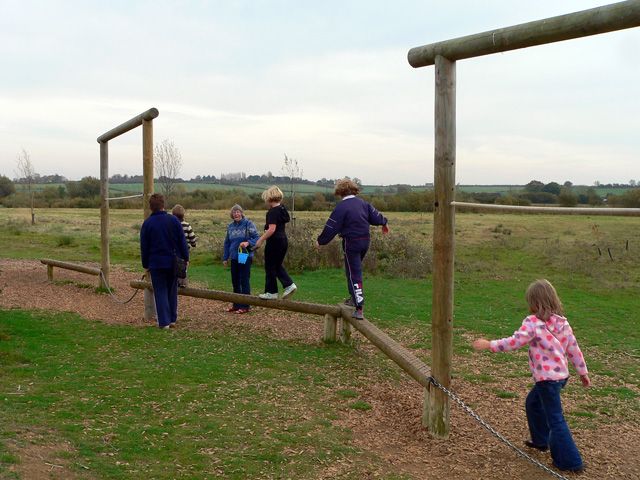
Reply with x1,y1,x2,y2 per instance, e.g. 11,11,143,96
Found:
264,236,293,294
342,237,369,309
149,267,178,328
230,257,252,309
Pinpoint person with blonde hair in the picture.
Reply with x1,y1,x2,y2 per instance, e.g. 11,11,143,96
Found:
316,178,388,320
472,279,589,473
253,186,297,300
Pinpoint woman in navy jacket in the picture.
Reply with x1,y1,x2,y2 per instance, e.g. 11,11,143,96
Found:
140,193,190,329
316,178,388,320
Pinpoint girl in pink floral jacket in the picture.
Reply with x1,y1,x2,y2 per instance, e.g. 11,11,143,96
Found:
472,279,590,473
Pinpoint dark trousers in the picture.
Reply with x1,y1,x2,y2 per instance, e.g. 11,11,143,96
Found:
264,236,293,294
149,267,178,328
342,237,369,309
526,379,583,470
230,257,252,309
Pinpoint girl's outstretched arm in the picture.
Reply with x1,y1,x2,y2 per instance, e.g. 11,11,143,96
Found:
472,338,491,350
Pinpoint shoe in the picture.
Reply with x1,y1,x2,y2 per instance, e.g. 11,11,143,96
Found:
553,463,585,473
169,323,176,328
234,308,249,314
282,283,297,299
352,309,364,320
524,440,548,452
259,292,278,300
344,297,355,307
226,306,238,312
160,325,170,330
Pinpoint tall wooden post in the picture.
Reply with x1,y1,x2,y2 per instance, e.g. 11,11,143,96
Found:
425,55,456,438
142,119,156,321
99,141,109,289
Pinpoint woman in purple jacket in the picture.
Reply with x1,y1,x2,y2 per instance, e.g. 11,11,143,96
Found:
316,178,388,320
140,194,189,329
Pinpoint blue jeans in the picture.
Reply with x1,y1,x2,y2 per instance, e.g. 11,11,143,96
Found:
526,379,583,471
230,257,252,309
149,268,178,328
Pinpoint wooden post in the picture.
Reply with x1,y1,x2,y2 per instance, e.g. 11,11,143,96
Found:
425,55,456,438
47,264,53,282
142,119,156,322
340,317,352,344
99,141,109,289
323,314,337,342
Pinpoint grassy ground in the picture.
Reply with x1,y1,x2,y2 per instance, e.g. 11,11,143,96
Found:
0,207,638,478
0,309,392,479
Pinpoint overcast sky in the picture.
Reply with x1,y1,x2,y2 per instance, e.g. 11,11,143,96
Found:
1,0,638,185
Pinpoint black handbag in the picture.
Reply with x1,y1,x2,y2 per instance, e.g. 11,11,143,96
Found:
166,215,188,279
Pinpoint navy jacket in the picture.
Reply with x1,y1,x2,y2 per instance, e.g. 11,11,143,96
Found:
317,196,387,245
140,211,190,270
223,217,260,261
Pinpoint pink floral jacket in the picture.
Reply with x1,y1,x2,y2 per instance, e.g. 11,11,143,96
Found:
490,314,588,382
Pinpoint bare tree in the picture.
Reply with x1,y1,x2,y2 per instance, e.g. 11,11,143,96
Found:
154,139,183,201
281,154,303,227
15,148,36,224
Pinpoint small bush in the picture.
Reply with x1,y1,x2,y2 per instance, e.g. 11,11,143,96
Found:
56,235,75,247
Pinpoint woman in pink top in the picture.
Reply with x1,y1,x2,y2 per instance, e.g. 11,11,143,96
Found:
472,279,590,473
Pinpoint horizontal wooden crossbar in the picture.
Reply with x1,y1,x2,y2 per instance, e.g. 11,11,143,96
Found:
452,201,640,216
97,108,159,143
41,258,101,276
131,281,431,387
408,0,640,67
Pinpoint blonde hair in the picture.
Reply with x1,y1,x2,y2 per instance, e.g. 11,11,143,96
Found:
526,279,563,321
261,185,283,203
171,204,185,220
334,178,360,197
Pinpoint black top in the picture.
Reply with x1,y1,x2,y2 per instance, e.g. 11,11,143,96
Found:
265,205,290,239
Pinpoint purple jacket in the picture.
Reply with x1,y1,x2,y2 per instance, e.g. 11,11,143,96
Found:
317,196,387,245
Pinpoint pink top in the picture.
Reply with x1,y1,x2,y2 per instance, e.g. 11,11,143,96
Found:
490,314,588,382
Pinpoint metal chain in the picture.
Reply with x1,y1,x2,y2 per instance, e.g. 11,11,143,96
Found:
428,376,570,480
98,271,142,305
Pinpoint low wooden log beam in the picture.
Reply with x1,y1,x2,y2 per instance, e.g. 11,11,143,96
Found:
130,281,342,317
40,259,101,276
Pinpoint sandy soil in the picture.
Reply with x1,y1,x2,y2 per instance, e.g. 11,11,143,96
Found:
0,259,638,479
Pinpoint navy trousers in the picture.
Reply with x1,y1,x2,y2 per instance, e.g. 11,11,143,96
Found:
230,257,252,309
342,237,369,309
526,379,583,471
149,267,178,328
264,237,293,294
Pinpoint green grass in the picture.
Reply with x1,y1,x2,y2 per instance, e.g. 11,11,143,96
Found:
0,207,639,477
0,309,390,479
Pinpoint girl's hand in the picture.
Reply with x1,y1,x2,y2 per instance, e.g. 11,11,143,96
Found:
222,260,228,267
472,338,491,351
315,240,321,250
580,374,591,387
382,224,389,234
239,241,249,248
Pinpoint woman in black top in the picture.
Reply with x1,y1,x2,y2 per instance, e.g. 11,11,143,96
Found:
254,186,297,300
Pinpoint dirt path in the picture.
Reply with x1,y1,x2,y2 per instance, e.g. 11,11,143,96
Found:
0,259,638,479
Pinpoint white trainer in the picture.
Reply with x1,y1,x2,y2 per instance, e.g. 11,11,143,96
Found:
282,283,297,299
258,292,278,300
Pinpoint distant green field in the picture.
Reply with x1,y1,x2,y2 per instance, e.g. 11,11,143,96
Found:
25,182,633,198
